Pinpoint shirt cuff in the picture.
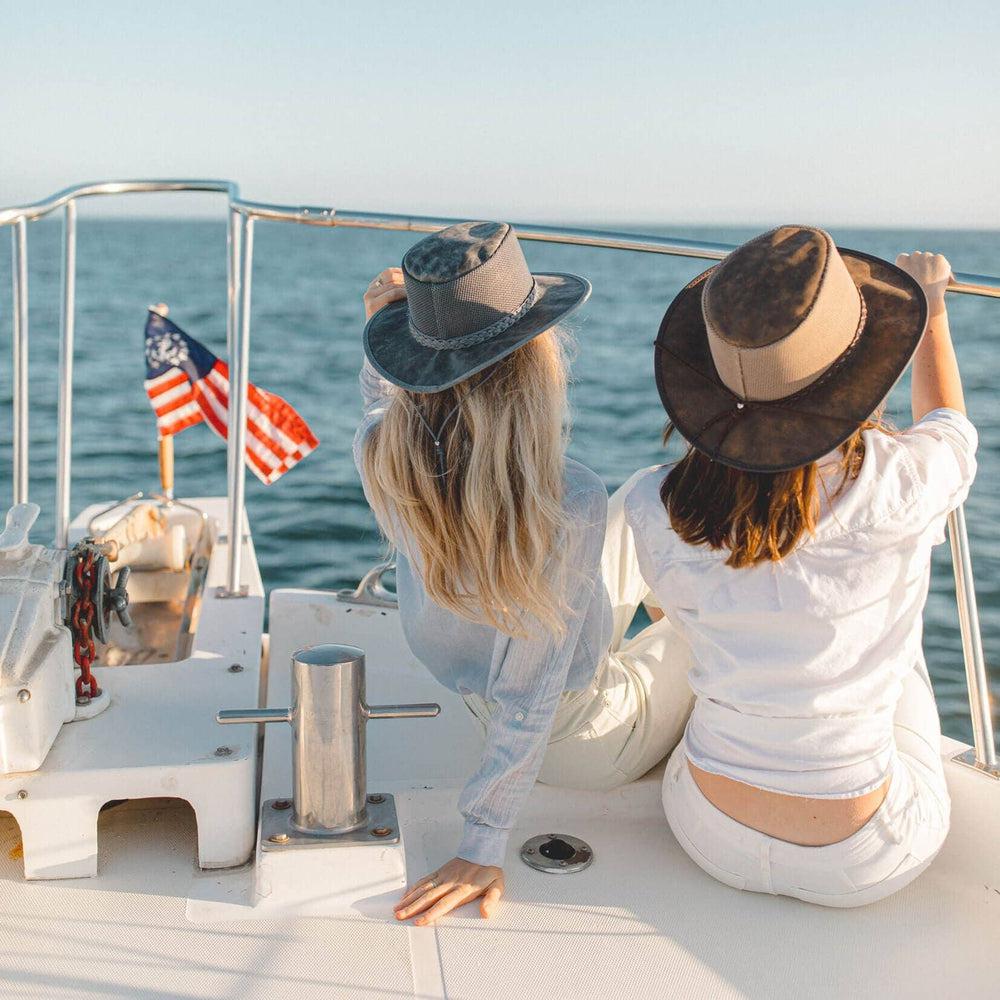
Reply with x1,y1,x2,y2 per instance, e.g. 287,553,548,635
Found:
915,406,979,449
359,359,395,409
457,821,510,868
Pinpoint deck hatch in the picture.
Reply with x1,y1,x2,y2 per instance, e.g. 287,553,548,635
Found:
521,833,594,873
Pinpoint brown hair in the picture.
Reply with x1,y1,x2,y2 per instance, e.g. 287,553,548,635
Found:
660,420,883,568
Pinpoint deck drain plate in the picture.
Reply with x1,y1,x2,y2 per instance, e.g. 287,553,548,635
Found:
520,833,593,873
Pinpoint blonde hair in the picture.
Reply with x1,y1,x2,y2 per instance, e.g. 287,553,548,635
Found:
362,329,571,638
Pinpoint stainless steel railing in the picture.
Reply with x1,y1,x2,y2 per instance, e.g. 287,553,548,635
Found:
0,180,238,549
1,179,996,771
11,218,28,506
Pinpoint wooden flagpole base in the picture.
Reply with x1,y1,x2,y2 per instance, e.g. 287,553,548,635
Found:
158,436,174,501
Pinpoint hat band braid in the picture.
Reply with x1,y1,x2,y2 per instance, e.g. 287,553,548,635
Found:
409,281,538,350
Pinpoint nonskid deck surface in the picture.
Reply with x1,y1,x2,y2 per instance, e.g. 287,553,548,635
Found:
1,768,997,1000
2,602,998,999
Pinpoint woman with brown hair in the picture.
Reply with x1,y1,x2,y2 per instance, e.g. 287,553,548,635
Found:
625,227,975,906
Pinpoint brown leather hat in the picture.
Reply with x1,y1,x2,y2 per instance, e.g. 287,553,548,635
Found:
655,225,928,473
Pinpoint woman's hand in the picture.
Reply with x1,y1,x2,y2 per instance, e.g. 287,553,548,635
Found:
364,267,407,320
896,251,954,317
394,857,505,926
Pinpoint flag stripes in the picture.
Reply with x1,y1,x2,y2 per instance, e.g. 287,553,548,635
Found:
143,311,318,484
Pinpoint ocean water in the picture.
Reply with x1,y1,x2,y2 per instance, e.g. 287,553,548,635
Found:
0,218,997,745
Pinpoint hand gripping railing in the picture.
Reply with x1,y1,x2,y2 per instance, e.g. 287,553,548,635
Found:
1,179,997,771
218,644,439,835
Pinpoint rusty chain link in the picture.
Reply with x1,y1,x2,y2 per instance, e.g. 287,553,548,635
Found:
69,549,102,700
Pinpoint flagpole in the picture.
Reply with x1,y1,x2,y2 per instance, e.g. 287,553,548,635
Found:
158,437,175,501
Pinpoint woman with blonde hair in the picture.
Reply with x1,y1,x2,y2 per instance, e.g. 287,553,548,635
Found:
355,221,692,925
625,227,975,906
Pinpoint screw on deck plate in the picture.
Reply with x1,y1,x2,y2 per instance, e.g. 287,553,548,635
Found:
371,826,393,838
214,746,233,757
17,689,30,703
228,663,244,673
268,833,290,845
76,695,91,707
16,790,27,800
272,799,292,811
367,793,385,804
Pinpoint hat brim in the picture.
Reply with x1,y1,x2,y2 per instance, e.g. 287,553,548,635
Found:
655,249,928,473
364,272,591,393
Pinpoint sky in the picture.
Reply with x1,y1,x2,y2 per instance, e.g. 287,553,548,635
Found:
1,1,998,227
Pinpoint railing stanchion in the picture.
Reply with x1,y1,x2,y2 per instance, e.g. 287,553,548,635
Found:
11,218,29,506
948,505,997,769
55,200,77,548
226,205,241,363
225,213,254,596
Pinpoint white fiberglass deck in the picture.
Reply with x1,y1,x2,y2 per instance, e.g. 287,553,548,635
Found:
2,601,999,999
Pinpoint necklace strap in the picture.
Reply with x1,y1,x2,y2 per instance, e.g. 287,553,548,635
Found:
405,364,503,479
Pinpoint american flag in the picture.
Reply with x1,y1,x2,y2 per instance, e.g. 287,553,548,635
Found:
143,310,319,484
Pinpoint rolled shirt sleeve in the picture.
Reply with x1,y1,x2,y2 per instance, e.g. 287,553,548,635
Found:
353,360,397,480
456,487,609,867
899,407,978,542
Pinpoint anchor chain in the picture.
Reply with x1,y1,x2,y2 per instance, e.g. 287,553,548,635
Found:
64,541,131,702
69,549,101,700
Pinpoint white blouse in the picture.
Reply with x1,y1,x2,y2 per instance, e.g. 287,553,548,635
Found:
624,408,978,798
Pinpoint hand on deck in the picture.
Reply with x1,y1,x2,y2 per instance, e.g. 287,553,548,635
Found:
394,857,505,925
364,267,407,320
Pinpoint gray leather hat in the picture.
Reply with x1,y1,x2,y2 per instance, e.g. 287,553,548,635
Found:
364,221,591,393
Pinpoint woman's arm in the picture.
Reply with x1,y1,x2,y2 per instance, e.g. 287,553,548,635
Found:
895,251,965,421
353,269,408,478
394,487,609,926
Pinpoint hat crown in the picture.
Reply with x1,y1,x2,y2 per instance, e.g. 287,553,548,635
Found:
702,226,864,402
705,227,829,348
401,221,536,344
404,221,509,283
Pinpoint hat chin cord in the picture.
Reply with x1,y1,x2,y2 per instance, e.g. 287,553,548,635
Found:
405,364,504,480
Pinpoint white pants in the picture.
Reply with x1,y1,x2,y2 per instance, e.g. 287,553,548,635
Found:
465,479,694,790
663,662,951,907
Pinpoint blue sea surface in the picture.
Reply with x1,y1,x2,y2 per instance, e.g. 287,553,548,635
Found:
0,218,997,745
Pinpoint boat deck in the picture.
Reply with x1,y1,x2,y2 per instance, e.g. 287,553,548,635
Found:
2,601,999,999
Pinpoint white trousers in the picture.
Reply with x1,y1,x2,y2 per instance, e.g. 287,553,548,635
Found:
663,661,951,907
465,479,694,790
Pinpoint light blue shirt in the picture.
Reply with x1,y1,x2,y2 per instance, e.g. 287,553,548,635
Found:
354,362,612,866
